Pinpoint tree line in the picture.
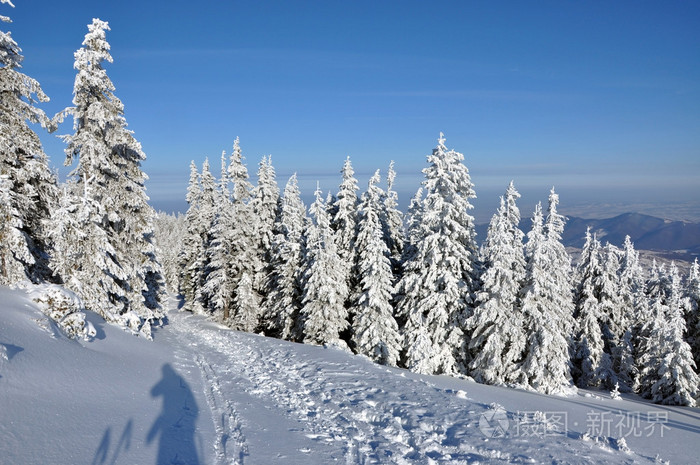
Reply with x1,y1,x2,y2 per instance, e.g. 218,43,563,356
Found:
177,134,700,406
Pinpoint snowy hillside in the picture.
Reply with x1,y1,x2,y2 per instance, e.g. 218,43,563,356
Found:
2,286,699,464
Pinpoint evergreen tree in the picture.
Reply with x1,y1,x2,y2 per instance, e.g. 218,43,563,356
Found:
516,195,575,395
685,259,700,368
0,176,38,284
201,170,235,321
178,161,205,313
0,1,58,283
59,19,164,333
263,174,307,340
192,159,218,312
299,186,349,348
572,229,616,388
400,187,424,269
617,235,646,391
685,258,700,367
639,263,699,406
351,171,401,366
395,134,478,375
466,182,526,385
226,138,260,327
230,271,261,332
48,182,135,331
330,156,360,317
381,161,405,275
251,155,280,297
219,150,230,200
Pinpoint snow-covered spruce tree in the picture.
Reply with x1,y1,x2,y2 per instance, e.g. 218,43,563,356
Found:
616,235,646,391
0,176,36,283
201,157,236,322
189,159,218,313
572,228,616,388
330,156,360,316
516,196,575,395
685,259,700,368
178,161,205,313
59,19,164,334
351,170,401,366
637,261,666,399
0,2,58,284
395,134,478,375
597,243,630,384
250,155,280,297
466,182,526,385
263,173,307,340
230,271,261,332
381,161,405,276
223,138,262,330
639,263,699,406
400,187,424,268
218,149,230,200
299,185,349,348
48,182,132,327
543,188,576,342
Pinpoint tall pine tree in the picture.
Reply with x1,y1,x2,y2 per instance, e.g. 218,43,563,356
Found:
395,134,478,375
466,182,526,385
516,193,575,395
59,19,163,335
299,185,349,348
0,1,58,284
263,174,308,340
351,170,401,366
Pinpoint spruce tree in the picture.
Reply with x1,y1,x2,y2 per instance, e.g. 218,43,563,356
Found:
226,138,261,327
685,259,700,368
191,159,217,312
381,161,405,276
639,263,699,406
617,235,646,391
395,134,478,375
466,182,526,385
201,160,235,322
263,174,307,340
59,19,164,334
251,155,280,297
178,161,205,313
517,195,575,395
48,183,130,327
0,1,58,284
299,186,349,348
330,156,360,319
351,171,401,366
572,229,616,388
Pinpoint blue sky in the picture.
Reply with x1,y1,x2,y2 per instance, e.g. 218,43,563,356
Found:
5,1,700,221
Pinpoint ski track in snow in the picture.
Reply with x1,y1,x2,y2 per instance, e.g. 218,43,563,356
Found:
164,309,646,465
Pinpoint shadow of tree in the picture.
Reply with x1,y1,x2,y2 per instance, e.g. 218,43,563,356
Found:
147,364,200,465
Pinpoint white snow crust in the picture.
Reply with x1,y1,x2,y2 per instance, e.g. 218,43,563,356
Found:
1,285,699,464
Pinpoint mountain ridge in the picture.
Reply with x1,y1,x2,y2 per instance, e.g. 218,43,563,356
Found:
476,212,700,260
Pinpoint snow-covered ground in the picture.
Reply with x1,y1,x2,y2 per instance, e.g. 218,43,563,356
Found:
1,286,699,464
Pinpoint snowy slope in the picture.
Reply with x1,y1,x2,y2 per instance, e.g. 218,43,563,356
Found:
2,286,699,464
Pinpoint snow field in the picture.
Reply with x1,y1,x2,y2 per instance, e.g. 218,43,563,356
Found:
2,287,700,464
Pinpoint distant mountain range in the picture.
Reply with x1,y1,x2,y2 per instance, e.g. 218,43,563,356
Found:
476,212,700,262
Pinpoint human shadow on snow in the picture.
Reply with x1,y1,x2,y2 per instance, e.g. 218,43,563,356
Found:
147,363,201,465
